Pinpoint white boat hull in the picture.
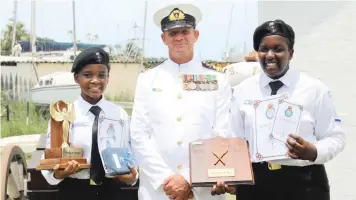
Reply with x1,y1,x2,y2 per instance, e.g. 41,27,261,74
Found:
31,84,81,105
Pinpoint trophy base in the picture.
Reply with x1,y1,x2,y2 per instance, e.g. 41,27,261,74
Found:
36,158,91,170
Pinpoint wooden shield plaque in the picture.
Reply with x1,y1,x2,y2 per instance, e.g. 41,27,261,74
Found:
189,137,254,187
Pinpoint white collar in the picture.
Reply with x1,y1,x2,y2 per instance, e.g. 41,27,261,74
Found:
259,68,299,88
77,95,109,116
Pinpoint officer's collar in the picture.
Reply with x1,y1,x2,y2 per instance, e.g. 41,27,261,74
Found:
77,95,109,116
260,67,299,88
166,56,201,69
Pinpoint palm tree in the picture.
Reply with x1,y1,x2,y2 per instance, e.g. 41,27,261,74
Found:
86,33,92,43
92,34,98,44
1,22,30,55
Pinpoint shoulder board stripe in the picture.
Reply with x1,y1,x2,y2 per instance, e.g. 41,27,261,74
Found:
202,62,226,73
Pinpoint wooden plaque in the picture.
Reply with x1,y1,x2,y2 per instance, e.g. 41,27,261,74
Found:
189,137,254,187
36,100,90,170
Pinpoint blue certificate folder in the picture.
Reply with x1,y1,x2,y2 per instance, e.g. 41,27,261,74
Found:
101,147,138,177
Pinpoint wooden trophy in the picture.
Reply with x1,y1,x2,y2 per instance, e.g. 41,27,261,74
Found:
189,137,254,187
36,100,91,170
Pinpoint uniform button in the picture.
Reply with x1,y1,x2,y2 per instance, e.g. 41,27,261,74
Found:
177,94,182,99
177,116,182,121
177,164,183,170
177,140,183,145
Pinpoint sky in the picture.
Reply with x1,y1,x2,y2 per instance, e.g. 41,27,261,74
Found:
0,0,258,61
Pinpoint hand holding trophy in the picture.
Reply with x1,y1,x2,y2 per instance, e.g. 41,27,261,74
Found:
36,100,90,170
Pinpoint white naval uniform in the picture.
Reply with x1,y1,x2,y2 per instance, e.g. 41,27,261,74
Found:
42,96,137,185
229,68,346,166
130,58,232,200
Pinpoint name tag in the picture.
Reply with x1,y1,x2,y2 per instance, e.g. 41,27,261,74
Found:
152,88,163,92
71,121,91,128
182,74,218,91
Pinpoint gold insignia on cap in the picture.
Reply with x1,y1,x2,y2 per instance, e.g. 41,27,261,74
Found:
169,9,185,21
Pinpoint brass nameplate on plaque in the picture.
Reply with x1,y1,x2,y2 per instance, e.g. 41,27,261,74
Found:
62,147,83,158
208,168,235,178
189,137,255,187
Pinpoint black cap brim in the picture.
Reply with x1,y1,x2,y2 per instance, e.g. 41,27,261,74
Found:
162,21,194,31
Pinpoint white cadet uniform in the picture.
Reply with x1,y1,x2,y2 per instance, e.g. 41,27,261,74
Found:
130,58,231,200
230,68,346,166
42,96,137,185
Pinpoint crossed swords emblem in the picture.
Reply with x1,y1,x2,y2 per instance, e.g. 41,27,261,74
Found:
213,150,228,166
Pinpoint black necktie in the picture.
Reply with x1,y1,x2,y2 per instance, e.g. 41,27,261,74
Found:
269,80,284,95
89,106,104,184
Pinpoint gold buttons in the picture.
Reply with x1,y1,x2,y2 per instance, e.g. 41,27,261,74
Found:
177,164,183,170
177,94,182,99
177,116,182,121
177,140,183,145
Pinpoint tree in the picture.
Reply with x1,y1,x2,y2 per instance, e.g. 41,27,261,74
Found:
92,34,98,43
1,22,30,55
86,33,92,42
36,37,55,42
86,33,99,44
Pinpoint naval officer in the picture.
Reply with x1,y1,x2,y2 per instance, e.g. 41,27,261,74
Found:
211,19,346,200
130,3,232,200
41,47,139,200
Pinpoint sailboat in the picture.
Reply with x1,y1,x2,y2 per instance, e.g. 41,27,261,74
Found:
30,0,81,106
30,71,81,105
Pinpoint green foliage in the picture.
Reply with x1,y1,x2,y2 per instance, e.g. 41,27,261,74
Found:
1,21,56,55
1,91,48,138
1,22,30,55
105,90,134,102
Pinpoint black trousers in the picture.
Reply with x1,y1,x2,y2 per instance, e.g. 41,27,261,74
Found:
236,163,330,200
56,178,138,200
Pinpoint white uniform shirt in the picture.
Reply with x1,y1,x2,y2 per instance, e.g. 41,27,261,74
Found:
42,96,135,185
230,68,346,166
130,58,231,200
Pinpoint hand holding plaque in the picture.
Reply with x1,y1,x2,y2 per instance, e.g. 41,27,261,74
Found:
189,137,254,187
36,100,90,170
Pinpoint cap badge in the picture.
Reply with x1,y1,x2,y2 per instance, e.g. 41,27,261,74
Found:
95,52,102,62
169,9,185,21
268,21,277,32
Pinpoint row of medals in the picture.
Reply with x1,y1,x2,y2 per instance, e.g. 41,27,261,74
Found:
183,81,218,91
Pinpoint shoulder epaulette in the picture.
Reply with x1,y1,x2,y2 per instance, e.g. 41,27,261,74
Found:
202,62,226,73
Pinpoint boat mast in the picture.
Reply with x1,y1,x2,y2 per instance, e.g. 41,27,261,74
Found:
31,0,39,81
11,0,18,55
223,0,235,61
140,0,148,71
72,0,77,58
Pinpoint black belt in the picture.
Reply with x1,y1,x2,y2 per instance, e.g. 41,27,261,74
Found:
251,162,330,192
